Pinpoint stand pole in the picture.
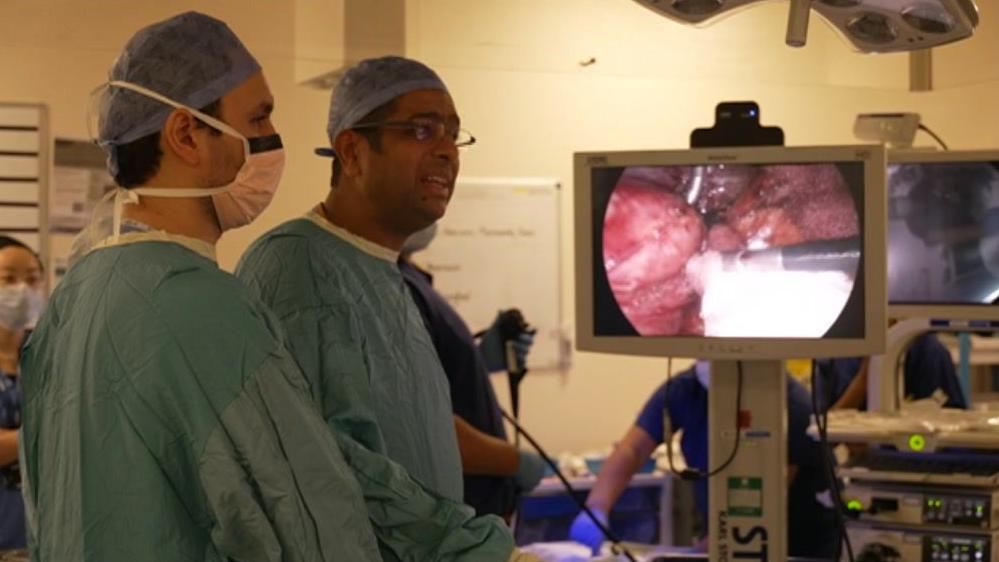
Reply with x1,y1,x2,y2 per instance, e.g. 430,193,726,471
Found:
708,360,787,562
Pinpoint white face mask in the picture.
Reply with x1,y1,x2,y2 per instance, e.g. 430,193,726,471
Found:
0,284,46,331
695,360,711,389
104,81,286,235
401,223,438,255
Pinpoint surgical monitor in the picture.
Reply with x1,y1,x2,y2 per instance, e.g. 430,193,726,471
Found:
574,145,887,360
887,150,999,321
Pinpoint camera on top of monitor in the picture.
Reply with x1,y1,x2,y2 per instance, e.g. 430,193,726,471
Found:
854,113,923,149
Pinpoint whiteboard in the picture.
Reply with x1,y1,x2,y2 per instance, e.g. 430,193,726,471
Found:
414,177,566,371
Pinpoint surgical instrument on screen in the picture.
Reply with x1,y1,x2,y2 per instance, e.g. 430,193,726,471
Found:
721,236,861,274
685,166,707,206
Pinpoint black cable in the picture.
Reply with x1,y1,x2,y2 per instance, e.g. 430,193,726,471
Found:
663,357,688,479
810,366,843,561
706,361,744,477
663,360,744,479
918,123,949,150
811,362,856,562
819,367,853,561
500,409,639,562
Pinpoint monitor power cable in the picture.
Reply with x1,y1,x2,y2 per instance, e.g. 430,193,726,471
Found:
918,123,949,150
662,358,744,480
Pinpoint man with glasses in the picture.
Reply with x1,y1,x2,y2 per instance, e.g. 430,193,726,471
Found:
237,56,535,562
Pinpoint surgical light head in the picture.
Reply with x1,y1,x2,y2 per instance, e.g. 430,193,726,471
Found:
325,56,450,146
97,11,261,175
630,0,979,53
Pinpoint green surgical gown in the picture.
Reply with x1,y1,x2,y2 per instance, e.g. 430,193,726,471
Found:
20,238,382,562
236,212,515,561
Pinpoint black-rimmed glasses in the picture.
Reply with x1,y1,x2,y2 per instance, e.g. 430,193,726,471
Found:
351,118,476,148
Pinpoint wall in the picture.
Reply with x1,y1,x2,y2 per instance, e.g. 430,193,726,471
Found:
0,0,994,454
933,1,999,89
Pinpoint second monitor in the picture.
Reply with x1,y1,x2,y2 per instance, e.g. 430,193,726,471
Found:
888,150,999,320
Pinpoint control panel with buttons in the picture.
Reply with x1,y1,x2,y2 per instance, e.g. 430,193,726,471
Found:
925,496,991,528
847,525,998,562
844,483,999,530
925,534,988,562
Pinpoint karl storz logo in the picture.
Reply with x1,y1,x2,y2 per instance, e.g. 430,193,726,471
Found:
716,512,770,562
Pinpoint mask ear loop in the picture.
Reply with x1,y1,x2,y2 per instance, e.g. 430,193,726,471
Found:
107,81,249,143
107,80,253,176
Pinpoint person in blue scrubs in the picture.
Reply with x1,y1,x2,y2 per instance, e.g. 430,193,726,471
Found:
569,361,837,558
398,226,545,518
815,332,966,411
0,236,45,551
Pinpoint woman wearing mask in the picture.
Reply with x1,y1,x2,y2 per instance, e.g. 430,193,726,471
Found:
0,235,45,551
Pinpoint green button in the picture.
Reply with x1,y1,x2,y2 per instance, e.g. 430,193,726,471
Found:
847,500,863,511
908,434,926,452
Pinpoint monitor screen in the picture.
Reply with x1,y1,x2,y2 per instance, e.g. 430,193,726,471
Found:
574,145,886,360
887,150,999,320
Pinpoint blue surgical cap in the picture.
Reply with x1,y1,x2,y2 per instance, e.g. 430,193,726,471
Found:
97,11,260,175
326,56,449,143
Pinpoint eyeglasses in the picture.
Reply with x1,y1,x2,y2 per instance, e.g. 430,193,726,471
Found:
351,118,476,148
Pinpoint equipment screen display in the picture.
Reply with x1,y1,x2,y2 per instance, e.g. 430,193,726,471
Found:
592,162,867,338
887,161,999,306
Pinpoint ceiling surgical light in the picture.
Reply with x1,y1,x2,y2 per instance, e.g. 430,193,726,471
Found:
630,0,979,52
847,11,898,45
902,4,957,34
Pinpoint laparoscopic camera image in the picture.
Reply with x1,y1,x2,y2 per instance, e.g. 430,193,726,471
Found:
887,161,999,306
595,162,865,338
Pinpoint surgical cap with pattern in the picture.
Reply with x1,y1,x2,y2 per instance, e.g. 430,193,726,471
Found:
97,11,260,176
326,56,450,146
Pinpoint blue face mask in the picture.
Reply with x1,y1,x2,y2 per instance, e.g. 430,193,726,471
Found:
401,223,438,255
695,360,710,389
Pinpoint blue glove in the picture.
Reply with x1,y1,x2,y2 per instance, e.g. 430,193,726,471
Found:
514,450,546,491
568,508,608,555
478,311,534,373
510,331,534,371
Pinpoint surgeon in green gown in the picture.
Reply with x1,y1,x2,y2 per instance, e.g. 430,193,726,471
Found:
20,13,523,562
236,57,527,561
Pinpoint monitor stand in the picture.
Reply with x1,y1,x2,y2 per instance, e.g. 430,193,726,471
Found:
708,359,787,562
868,317,998,413
695,102,789,562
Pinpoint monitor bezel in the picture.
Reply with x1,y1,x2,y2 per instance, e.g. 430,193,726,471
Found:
574,144,887,360
887,149,999,322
